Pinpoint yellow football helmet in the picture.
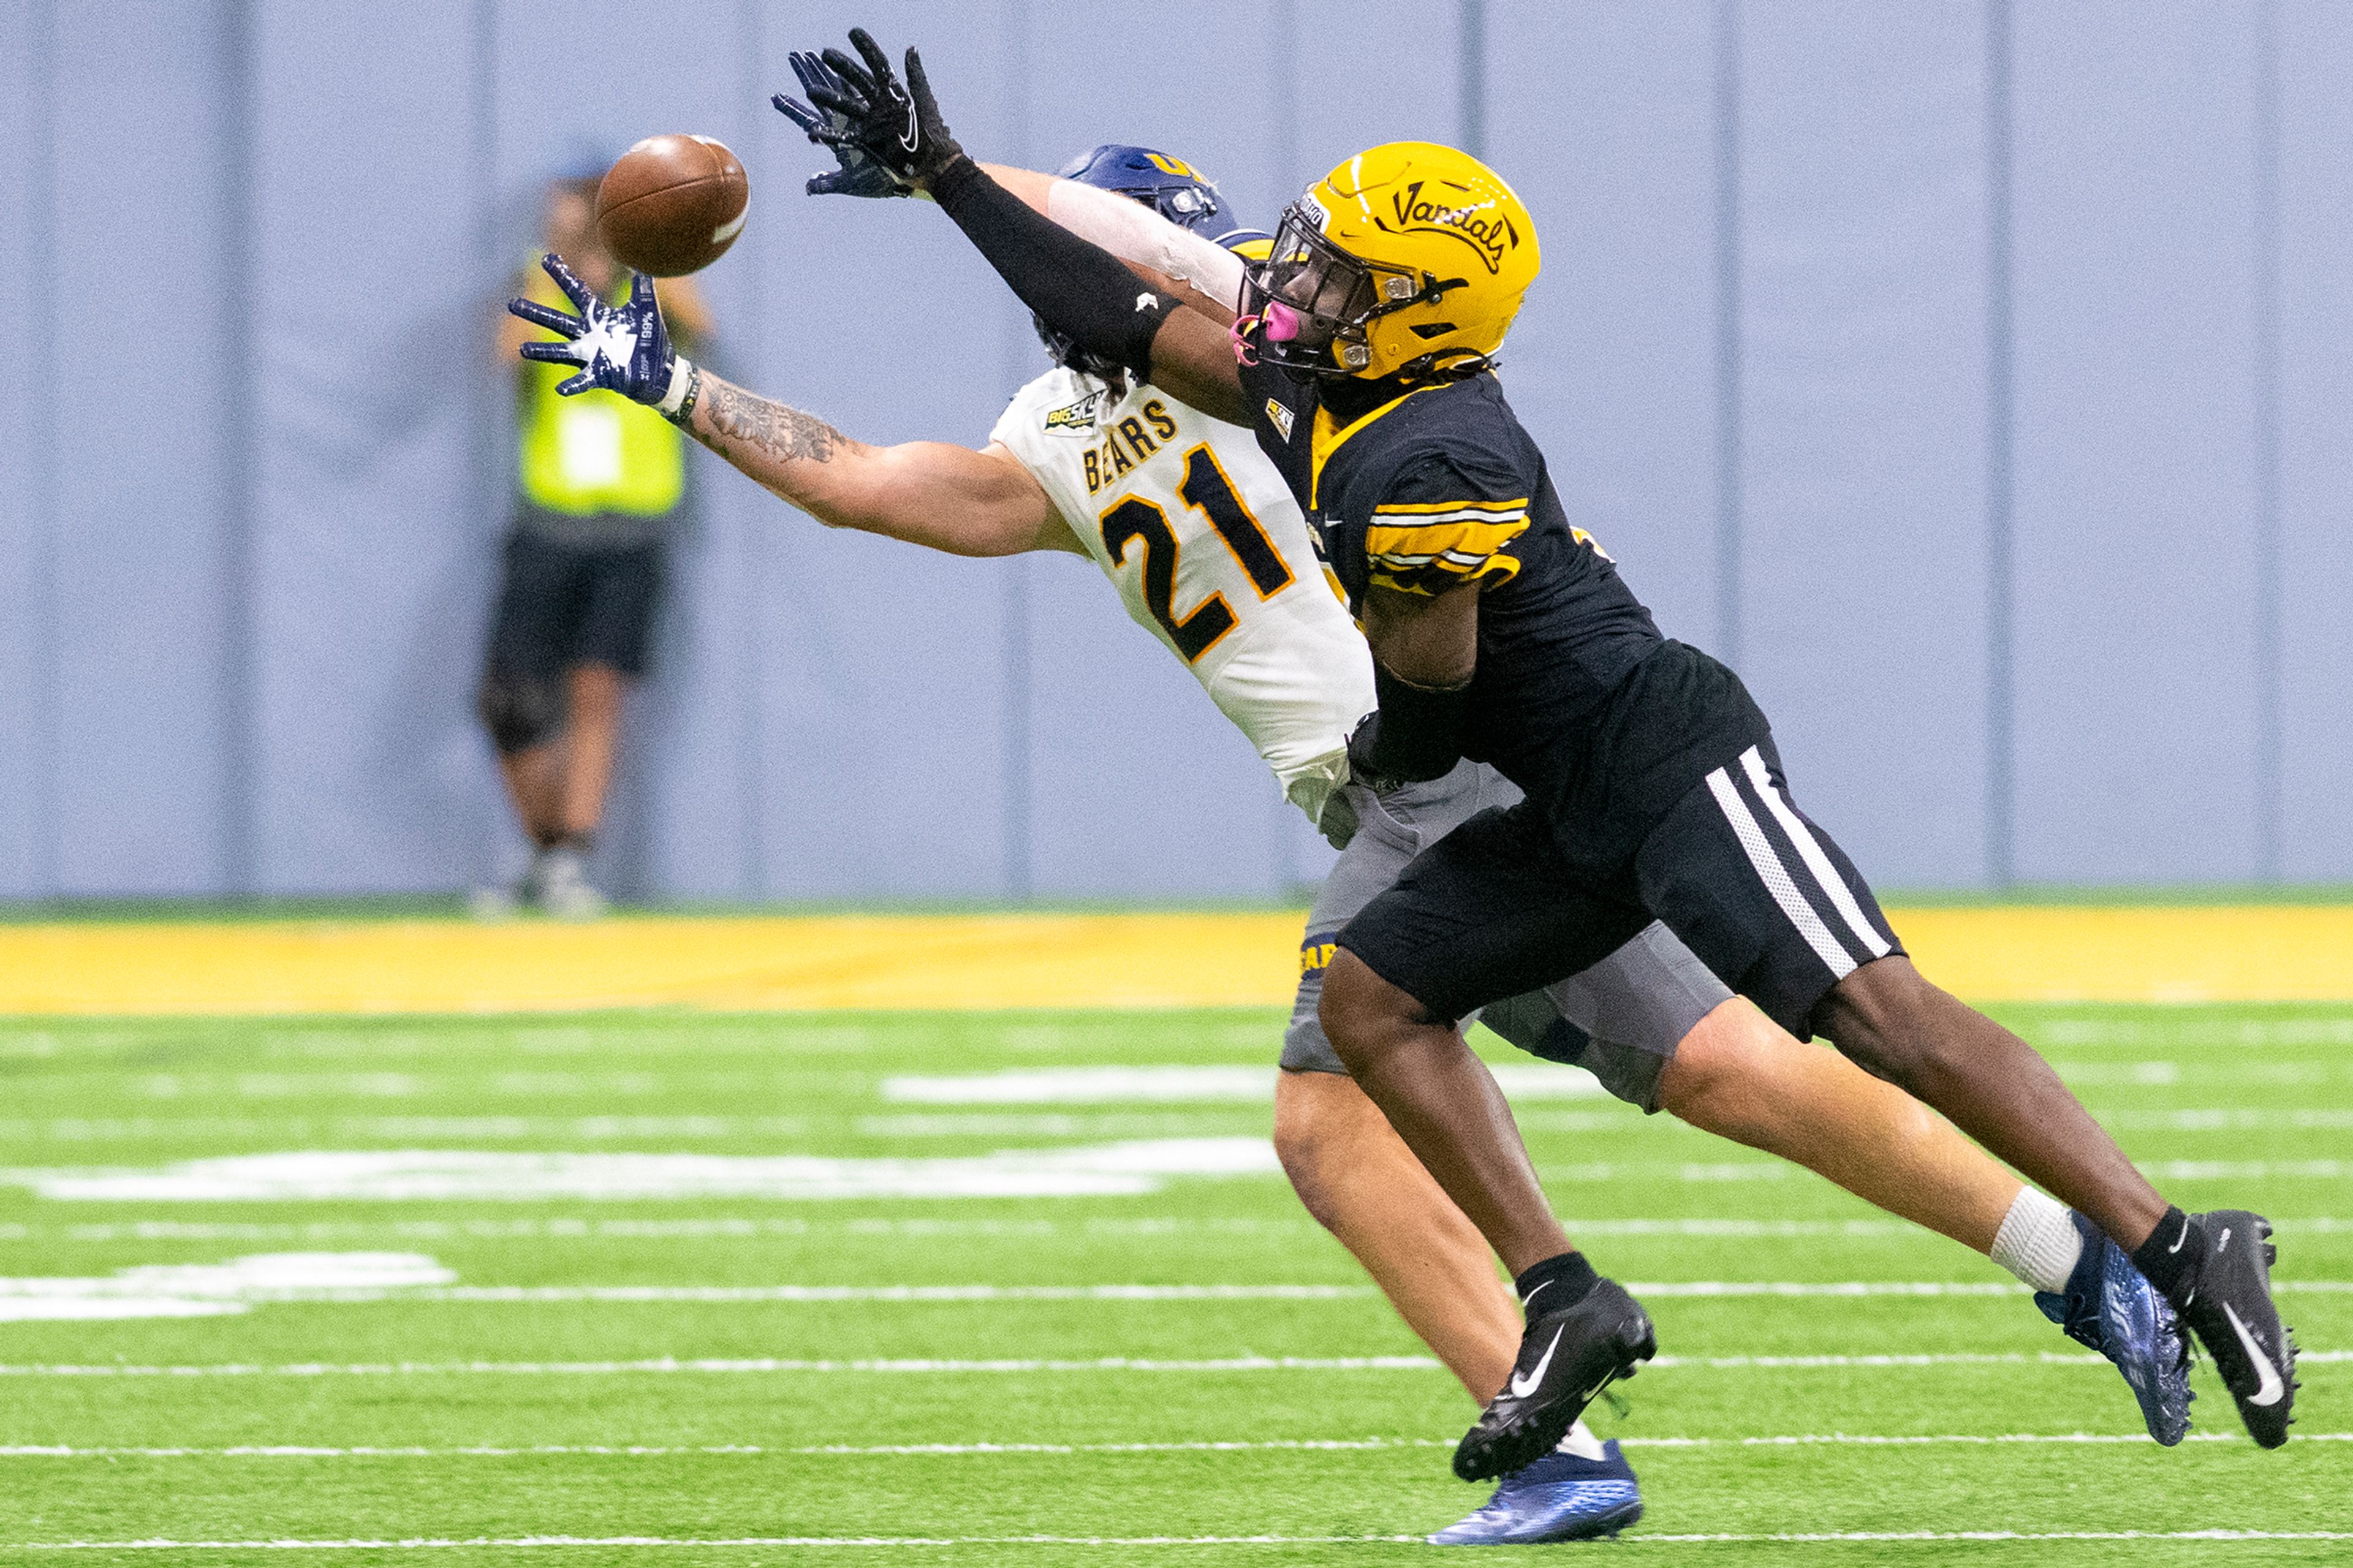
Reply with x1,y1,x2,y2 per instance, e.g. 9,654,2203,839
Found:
1244,141,1540,381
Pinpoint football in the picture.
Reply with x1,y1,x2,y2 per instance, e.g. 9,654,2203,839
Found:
596,134,749,276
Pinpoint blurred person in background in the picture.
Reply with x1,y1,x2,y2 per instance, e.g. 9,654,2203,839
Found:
475,166,713,919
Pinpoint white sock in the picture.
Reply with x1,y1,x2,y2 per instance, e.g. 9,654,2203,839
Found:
1990,1187,2083,1293
1555,1418,1606,1461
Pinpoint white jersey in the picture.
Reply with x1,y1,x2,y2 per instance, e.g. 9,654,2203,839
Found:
991,367,1374,825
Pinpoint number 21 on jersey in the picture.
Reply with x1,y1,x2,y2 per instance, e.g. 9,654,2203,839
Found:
1099,444,1296,662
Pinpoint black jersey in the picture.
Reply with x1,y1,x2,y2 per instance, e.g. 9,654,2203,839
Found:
1240,351,1667,797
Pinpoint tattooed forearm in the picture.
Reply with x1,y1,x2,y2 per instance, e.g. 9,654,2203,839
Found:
694,378,847,464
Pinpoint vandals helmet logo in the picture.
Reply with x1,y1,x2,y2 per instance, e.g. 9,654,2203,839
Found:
1381,181,1523,276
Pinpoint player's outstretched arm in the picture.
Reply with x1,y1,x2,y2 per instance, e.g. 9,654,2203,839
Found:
685,374,1079,558
505,252,1077,559
794,29,1251,424
972,163,1246,323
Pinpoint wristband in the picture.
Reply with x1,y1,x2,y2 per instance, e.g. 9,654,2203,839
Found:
1363,662,1471,783
656,357,700,422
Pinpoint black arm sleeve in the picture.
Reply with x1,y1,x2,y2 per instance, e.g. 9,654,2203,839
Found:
1352,662,1472,784
930,156,1177,378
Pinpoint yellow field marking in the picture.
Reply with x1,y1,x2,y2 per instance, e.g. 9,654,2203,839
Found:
0,914,1305,1016
1894,905,2353,1004
0,907,2343,1016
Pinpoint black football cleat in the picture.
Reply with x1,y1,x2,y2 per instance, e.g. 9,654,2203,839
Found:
1454,1277,1656,1482
2171,1210,2298,1449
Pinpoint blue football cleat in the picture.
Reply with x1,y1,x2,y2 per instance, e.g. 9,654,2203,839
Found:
2035,1210,2192,1445
1429,1437,1643,1545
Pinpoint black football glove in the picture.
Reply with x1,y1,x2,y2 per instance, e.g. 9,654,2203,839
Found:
773,50,914,199
797,28,964,191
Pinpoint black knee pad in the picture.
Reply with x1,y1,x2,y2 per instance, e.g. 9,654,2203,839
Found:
477,668,566,754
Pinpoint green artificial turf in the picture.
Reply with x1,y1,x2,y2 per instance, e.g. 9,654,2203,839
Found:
0,1005,2343,1564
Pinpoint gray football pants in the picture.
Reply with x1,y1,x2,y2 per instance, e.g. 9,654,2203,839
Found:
1284,761,1732,1112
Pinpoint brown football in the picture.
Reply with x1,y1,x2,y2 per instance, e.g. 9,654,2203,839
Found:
596,134,749,277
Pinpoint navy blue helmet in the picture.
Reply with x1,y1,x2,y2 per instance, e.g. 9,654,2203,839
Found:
1055,144,1267,247
1038,145,1269,376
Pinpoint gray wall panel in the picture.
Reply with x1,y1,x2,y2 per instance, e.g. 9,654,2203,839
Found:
1020,0,1288,229
48,0,235,894
2010,1,2262,883
0,0,44,895
740,1,1026,896
2278,0,2353,880
1734,1,1990,889
1487,2,1720,664
249,0,488,893
1295,0,1463,175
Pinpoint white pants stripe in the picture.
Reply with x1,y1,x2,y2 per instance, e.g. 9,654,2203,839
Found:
1738,747,1892,962
1704,767,1857,980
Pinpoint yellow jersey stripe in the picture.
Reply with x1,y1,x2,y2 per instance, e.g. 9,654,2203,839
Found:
1369,553,1523,596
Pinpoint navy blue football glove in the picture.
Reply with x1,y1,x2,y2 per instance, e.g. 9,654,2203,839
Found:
773,50,912,198
794,28,964,191
507,253,697,418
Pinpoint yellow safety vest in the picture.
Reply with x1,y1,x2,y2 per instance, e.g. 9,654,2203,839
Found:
515,266,686,518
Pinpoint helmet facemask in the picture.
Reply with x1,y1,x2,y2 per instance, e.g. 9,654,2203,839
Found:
1243,203,1446,377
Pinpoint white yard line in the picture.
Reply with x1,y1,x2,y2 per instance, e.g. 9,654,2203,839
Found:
13,1214,2348,1242
202,1278,2353,1302
14,1273,2347,1311
398,1284,1373,1303
0,1356,1447,1378
2,1433,2346,1460
881,1064,1608,1104
13,1530,2352,1550
0,1142,1286,1203
11,1151,2348,1202
0,1350,2341,1378
0,1217,1305,1242
1537,1161,2353,1183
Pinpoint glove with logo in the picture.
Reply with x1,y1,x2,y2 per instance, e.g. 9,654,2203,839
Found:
773,50,914,199
795,28,964,192
507,253,698,420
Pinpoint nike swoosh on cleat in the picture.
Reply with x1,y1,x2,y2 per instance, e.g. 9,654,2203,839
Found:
1509,1325,1565,1400
2224,1302,2287,1407
2167,1214,2191,1254
1521,1281,1553,1313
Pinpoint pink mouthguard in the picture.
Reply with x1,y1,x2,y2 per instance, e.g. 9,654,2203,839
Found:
1230,301,1308,366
